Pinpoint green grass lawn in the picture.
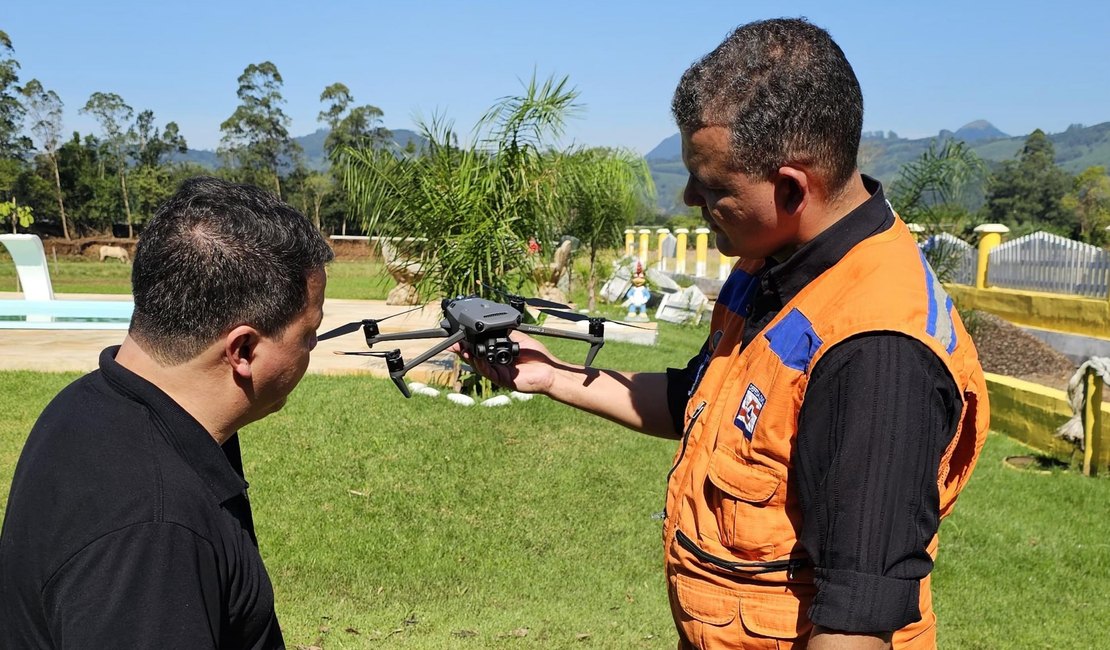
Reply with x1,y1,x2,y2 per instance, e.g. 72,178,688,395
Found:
1,283,1108,647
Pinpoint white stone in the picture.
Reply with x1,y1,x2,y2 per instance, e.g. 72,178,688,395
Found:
446,393,476,406
481,395,512,407
407,382,427,392
414,386,440,398
509,391,534,401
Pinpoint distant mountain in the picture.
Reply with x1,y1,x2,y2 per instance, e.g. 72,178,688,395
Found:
953,120,1008,142
645,120,1110,213
646,133,681,160
171,128,426,171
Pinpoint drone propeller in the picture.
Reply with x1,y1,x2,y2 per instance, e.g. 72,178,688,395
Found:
478,282,570,310
317,305,426,341
538,308,654,330
331,350,398,357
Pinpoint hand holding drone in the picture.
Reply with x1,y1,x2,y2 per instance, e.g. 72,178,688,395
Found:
317,289,651,398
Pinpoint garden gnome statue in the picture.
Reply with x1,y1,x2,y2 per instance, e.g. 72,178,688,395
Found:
623,261,651,321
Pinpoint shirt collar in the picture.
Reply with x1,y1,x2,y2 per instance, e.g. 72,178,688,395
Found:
98,346,248,504
762,175,894,305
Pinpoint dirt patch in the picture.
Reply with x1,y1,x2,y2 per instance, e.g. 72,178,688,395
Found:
329,239,378,261
36,237,137,259
967,310,1079,393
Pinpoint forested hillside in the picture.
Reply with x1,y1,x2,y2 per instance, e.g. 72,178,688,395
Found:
646,121,1110,214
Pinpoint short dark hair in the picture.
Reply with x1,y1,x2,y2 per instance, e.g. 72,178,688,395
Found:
129,177,334,364
671,18,863,192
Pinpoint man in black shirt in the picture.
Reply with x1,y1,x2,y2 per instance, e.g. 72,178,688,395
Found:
0,177,334,648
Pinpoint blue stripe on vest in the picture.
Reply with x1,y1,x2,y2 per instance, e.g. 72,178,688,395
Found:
765,308,823,372
945,295,958,354
717,267,760,318
919,249,939,337
917,248,958,354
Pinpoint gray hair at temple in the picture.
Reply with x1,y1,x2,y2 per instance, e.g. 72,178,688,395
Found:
671,17,864,193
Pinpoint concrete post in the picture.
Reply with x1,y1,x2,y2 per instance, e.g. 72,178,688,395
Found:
718,254,733,281
656,228,670,270
675,228,689,275
1083,368,1105,477
695,227,710,277
624,229,635,257
973,224,1010,289
638,229,651,266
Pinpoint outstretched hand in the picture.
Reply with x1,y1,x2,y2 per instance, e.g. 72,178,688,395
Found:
452,331,563,395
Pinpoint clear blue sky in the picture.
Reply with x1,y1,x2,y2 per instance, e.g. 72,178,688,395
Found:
6,1,1109,154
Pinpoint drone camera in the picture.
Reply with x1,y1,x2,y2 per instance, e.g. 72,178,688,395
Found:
474,337,519,366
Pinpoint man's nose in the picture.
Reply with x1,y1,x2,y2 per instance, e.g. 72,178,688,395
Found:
683,178,703,207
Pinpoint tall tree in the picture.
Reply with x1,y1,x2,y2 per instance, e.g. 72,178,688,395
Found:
219,61,300,198
82,92,136,237
0,30,30,159
21,79,70,238
982,129,1074,233
132,109,187,168
1062,166,1110,245
317,83,390,232
318,82,390,156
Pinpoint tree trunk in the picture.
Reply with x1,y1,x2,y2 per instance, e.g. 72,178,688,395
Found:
50,153,70,239
10,195,16,234
119,168,133,239
587,249,598,312
274,170,282,200
313,197,323,231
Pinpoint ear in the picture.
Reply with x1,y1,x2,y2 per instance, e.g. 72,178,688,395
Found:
225,325,262,380
773,165,810,217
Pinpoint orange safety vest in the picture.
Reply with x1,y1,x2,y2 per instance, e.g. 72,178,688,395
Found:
663,217,989,649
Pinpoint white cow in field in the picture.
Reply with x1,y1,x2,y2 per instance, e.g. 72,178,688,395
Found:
99,245,130,263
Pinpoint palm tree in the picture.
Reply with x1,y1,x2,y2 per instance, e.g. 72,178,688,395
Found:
890,140,986,281
341,74,580,299
563,148,655,311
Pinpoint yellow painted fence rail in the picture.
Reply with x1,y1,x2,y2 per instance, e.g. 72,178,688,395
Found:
985,372,1109,475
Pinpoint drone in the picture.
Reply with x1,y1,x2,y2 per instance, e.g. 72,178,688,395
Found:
317,289,649,398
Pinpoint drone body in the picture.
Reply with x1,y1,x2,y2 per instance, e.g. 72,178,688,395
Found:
319,293,627,398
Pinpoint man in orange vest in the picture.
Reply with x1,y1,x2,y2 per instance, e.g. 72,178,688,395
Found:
459,18,988,649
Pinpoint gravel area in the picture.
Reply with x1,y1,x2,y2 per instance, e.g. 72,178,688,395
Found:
967,311,1079,392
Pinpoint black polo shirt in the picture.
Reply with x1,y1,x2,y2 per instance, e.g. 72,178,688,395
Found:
0,347,283,649
667,177,963,633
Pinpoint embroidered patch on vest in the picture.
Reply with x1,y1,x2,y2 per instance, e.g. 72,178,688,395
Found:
735,383,766,440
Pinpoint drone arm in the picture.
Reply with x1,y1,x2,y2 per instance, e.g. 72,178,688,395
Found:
396,329,467,375
583,340,604,368
515,324,605,367
366,327,451,346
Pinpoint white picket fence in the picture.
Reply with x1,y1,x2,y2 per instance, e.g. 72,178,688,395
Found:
922,233,977,286
988,231,1110,298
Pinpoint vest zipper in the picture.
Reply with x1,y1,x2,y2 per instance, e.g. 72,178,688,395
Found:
675,529,807,576
661,400,707,521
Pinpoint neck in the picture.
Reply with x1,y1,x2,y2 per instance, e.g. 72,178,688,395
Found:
115,335,244,446
796,172,872,247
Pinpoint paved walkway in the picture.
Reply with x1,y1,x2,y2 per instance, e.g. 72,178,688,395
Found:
0,294,456,383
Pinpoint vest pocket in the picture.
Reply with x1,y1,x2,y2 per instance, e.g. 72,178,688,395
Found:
672,573,811,646
707,449,783,559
